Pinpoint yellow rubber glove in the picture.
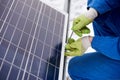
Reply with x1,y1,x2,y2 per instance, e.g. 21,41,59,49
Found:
73,26,91,37
65,37,91,56
72,15,92,37
72,8,98,37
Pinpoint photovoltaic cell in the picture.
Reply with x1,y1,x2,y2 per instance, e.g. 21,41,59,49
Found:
0,0,67,80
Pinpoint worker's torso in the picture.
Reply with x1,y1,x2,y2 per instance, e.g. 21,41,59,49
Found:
93,7,120,37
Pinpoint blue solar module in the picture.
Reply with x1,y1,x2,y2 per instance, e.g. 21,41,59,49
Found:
0,0,67,80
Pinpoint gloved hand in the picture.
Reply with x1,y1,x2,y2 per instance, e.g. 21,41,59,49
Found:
65,36,91,56
73,26,91,37
72,8,98,37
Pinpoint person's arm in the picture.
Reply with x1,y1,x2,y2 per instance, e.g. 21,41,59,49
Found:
87,0,120,14
91,36,120,60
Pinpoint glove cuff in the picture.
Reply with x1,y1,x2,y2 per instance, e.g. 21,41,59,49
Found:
84,8,98,20
81,36,91,50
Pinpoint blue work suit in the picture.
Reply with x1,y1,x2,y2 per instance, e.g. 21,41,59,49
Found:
68,0,120,80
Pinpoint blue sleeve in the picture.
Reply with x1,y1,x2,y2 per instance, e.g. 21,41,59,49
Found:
91,36,120,60
87,0,120,14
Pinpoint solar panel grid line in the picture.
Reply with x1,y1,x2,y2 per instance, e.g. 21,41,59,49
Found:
58,15,64,50
16,44,35,79
25,2,43,78
27,45,37,76
16,49,32,80
40,5,50,79
39,21,62,50
26,46,38,79
0,40,33,80
17,0,39,72
46,16,55,34
10,47,24,80
58,11,68,80
58,16,64,50
37,1,66,79
56,12,64,52
13,1,24,14
5,0,31,79
8,26,36,49
20,0,42,80
0,0,15,32
0,0,37,79
27,68,42,80
26,18,42,80
42,20,53,79
53,12,65,78
16,68,41,80
0,11,14,44
59,16,65,39
15,0,39,69
15,5,31,80
5,0,19,23
0,0,26,64
28,56,40,79
13,49,26,80
31,32,41,55
48,11,61,80
30,44,41,79
52,41,61,67
15,1,36,23
0,56,14,68
54,68,57,80
0,57,13,79
0,38,24,61
36,3,51,80
0,0,21,71
36,4,57,80
40,57,58,68
2,35,32,64
6,40,24,67
26,10,43,79
39,31,60,52
7,0,17,10
41,5,56,80
0,0,23,75
0,55,29,79
0,40,22,68
26,4,44,80
0,0,10,20
0,0,67,79
12,29,31,47
45,10,61,80
53,16,64,80
21,54,61,79
15,0,39,66
0,0,21,44
19,1,38,80
17,5,39,78
1,56,15,67
55,30,62,60
31,3,49,79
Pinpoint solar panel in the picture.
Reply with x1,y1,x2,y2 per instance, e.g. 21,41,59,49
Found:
0,0,68,80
